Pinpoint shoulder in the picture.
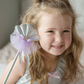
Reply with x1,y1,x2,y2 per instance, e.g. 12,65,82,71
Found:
8,54,27,76
0,54,27,84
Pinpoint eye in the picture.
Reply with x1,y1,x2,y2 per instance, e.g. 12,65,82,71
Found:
63,30,70,33
47,30,54,33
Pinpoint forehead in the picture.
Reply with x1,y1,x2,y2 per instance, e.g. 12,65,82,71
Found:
38,11,72,30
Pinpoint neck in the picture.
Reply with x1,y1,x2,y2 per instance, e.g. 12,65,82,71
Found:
41,48,59,62
41,49,59,72
44,56,59,72
44,55,59,63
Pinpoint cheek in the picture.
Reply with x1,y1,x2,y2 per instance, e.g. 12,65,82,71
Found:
64,34,72,45
39,35,47,48
39,35,54,48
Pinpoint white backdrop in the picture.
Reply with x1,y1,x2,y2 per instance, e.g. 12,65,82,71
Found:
70,0,84,32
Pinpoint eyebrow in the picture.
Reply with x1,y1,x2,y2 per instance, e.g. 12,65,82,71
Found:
47,27,71,30
64,27,71,29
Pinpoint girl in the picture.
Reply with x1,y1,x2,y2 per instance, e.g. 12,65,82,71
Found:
0,0,84,84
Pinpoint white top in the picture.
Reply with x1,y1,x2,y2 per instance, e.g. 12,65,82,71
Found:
16,55,66,84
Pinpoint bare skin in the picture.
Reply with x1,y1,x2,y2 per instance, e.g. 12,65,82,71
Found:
41,49,59,72
0,55,26,84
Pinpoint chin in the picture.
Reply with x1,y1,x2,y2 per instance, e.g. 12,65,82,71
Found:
51,51,64,56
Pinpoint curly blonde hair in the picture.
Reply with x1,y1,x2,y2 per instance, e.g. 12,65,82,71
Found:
20,0,84,84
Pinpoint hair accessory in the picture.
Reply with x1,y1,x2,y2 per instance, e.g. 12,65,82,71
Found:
3,24,41,84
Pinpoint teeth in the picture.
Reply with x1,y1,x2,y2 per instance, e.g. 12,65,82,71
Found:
55,45,62,47
58,46,61,47
52,45,64,47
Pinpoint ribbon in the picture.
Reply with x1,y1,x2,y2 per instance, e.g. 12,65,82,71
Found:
48,71,60,81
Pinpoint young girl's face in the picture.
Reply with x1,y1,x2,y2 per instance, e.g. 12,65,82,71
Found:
38,12,72,57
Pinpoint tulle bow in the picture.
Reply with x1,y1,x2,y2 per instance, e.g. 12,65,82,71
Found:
10,24,41,62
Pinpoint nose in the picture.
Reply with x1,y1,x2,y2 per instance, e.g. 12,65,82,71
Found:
55,33,63,44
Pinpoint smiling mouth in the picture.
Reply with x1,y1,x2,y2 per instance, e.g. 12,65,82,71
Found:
52,45,64,49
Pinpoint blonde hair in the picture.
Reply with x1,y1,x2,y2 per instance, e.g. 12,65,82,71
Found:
20,0,84,84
